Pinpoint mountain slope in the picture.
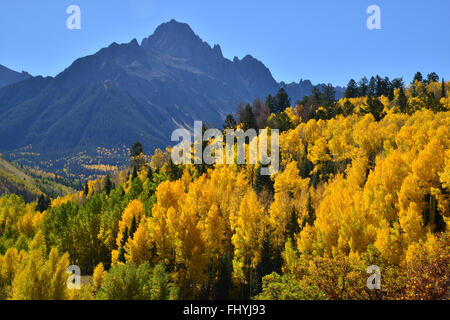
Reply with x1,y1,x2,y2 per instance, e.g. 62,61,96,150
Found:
0,64,31,89
0,156,76,202
0,19,343,164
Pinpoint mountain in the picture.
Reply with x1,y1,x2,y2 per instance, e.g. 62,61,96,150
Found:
0,64,31,88
0,19,344,170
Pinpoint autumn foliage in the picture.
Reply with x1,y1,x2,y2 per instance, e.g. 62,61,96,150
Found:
0,80,449,300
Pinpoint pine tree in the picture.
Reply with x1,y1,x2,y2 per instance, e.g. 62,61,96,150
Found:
441,79,446,98
131,166,138,181
166,158,182,181
426,72,439,84
255,234,274,296
391,77,404,90
398,86,409,113
375,75,388,97
342,100,355,116
241,104,257,131
253,163,274,194
223,114,236,129
117,246,126,263
345,79,358,98
413,72,423,83
130,142,143,157
83,183,89,196
368,77,377,96
37,194,50,212
273,88,291,114
105,175,113,196
286,208,300,240
215,253,232,300
121,226,129,247
322,84,336,108
358,77,369,97
367,96,385,121
117,226,129,263
130,216,138,239
304,193,316,227
265,94,275,114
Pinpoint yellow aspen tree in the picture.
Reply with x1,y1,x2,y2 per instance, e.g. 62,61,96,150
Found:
231,191,266,285
201,204,227,269
374,221,404,265
307,137,330,166
399,202,426,244
0,248,22,297
112,199,144,264
363,150,410,223
268,161,309,248
124,217,153,265
93,262,107,289
168,203,207,298
11,248,70,300
148,180,185,266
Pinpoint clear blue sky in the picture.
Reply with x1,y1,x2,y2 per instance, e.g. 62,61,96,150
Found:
0,0,449,86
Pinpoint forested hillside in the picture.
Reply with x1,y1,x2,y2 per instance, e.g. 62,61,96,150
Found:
0,77,448,300
0,155,77,202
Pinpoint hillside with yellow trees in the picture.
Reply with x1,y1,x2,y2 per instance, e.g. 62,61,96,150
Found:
0,77,449,300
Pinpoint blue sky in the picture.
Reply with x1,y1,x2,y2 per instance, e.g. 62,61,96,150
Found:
0,0,449,87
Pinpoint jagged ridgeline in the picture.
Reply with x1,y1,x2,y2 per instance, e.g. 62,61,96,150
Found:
0,19,344,178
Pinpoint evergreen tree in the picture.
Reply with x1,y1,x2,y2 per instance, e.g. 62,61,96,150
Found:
254,235,273,296
105,175,113,196
130,142,143,157
368,76,377,96
413,72,423,83
441,79,446,98
267,111,295,132
398,87,409,113
391,77,404,90
272,88,291,114
311,86,322,105
386,77,395,101
117,246,126,263
367,96,385,121
253,163,274,194
342,100,355,116
223,114,236,129
130,216,138,239
131,166,138,181
241,104,257,131
375,75,389,97
358,77,369,97
37,194,50,212
83,183,89,196
121,226,129,247
322,84,336,108
117,226,129,263
286,208,300,240
265,94,275,114
345,79,358,98
215,253,232,300
304,193,316,227
166,158,183,181
426,72,439,84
